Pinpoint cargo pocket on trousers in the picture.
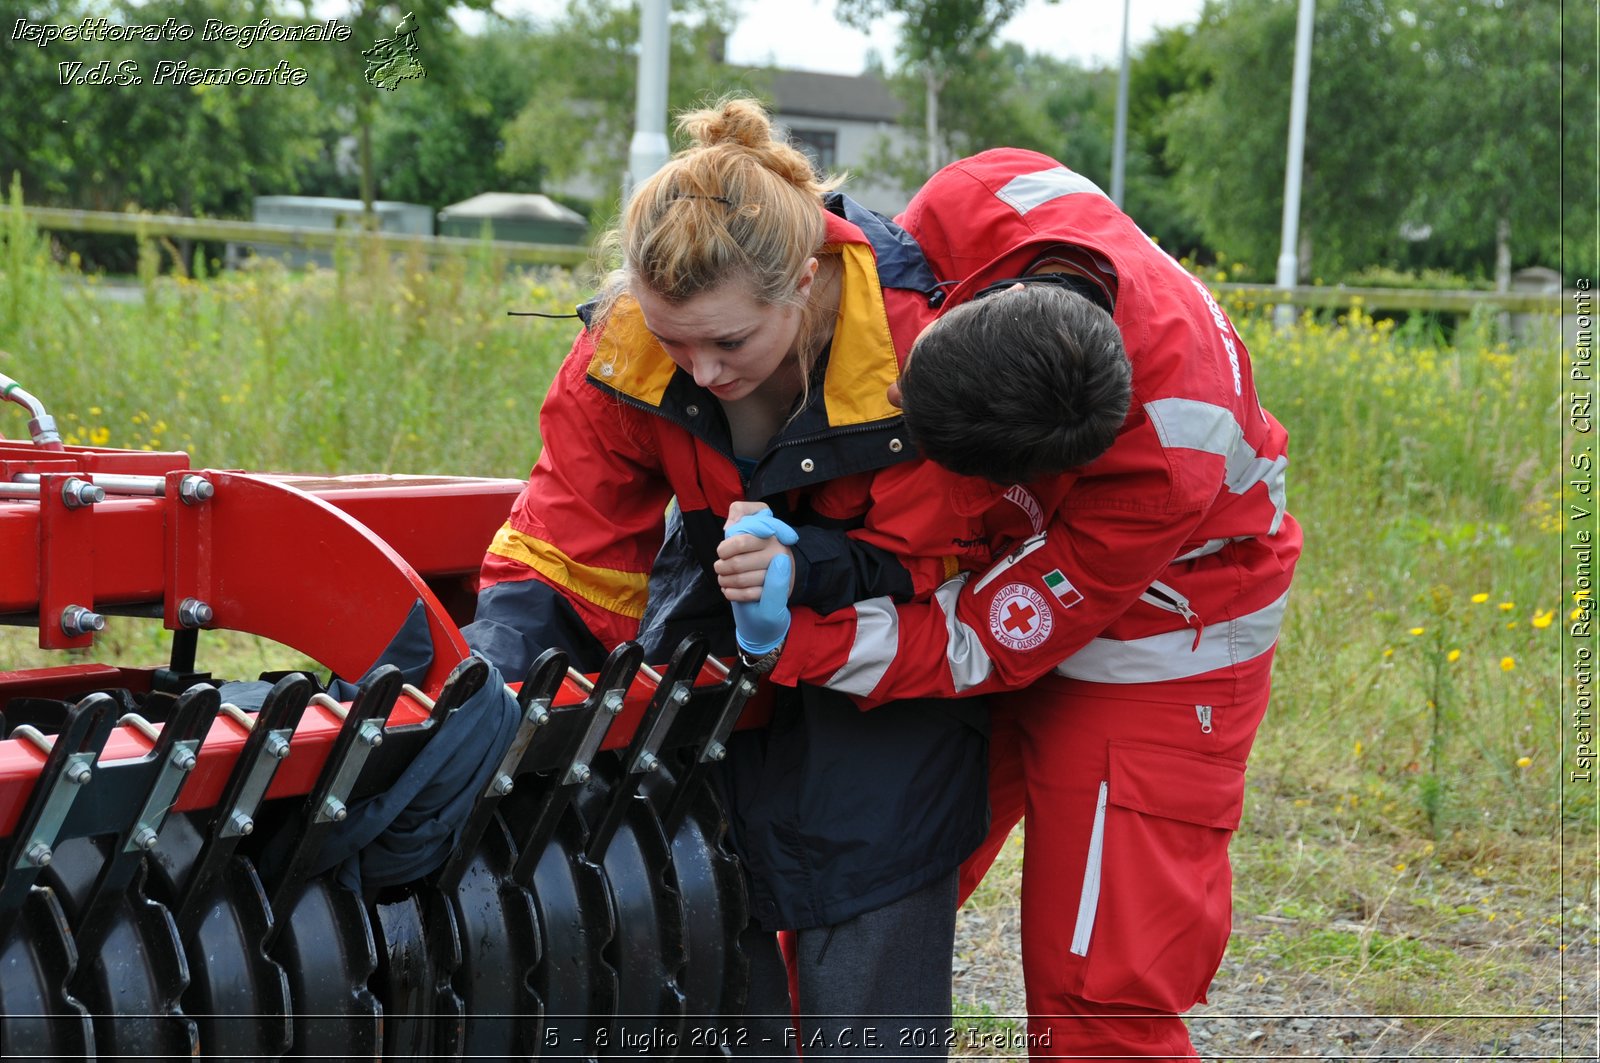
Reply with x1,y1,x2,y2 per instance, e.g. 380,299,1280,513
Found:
1071,740,1247,1013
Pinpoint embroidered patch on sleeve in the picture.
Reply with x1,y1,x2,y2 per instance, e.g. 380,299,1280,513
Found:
989,583,1054,651
1042,568,1084,608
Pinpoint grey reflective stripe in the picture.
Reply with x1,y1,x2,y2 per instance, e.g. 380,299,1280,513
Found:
1173,536,1249,563
1143,397,1288,533
996,167,1108,216
1070,780,1109,956
1054,590,1290,684
826,596,900,698
938,576,997,693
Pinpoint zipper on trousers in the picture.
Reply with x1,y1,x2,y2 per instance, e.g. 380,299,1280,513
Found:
1070,780,1110,956
1196,704,1214,734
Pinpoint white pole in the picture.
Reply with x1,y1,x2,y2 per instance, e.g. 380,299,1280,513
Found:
627,0,672,201
1110,0,1131,207
1273,0,1316,328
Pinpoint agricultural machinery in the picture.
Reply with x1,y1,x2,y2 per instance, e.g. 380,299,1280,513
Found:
0,373,767,1060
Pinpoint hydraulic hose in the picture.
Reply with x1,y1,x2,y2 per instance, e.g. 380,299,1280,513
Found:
0,369,64,449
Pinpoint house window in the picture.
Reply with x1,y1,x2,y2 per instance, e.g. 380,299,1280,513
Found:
788,128,838,173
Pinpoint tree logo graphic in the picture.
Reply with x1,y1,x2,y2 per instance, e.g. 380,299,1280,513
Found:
363,11,426,91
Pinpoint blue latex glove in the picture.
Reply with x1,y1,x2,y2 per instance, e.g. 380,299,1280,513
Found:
724,512,798,655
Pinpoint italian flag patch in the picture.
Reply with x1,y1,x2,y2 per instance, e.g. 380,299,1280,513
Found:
1042,569,1083,608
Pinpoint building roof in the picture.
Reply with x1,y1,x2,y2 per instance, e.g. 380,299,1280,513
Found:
437,193,586,224
764,68,903,124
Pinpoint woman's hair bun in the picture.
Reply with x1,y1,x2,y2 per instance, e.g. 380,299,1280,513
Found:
676,97,817,187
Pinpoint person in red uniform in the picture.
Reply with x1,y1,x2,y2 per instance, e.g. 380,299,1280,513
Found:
718,148,1302,1060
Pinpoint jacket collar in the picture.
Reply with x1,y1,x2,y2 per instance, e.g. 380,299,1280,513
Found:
585,199,925,431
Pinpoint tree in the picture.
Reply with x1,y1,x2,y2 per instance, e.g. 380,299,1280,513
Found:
1163,0,1572,283
365,22,541,207
1403,0,1567,287
496,0,749,209
835,0,1041,174
1164,0,1427,279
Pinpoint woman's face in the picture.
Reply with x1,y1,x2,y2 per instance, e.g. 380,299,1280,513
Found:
633,264,816,402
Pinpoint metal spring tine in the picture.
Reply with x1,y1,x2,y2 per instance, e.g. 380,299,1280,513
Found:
433,648,570,893
0,693,116,939
509,641,643,885
173,673,313,930
263,666,402,947
587,636,709,862
663,657,762,837
74,683,220,952
414,654,490,724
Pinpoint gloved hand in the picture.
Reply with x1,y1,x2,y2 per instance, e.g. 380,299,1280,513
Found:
724,513,797,655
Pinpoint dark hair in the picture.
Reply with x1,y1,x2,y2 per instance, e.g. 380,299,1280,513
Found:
899,284,1132,483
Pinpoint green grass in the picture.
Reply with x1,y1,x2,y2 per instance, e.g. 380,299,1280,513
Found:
1,199,1588,1030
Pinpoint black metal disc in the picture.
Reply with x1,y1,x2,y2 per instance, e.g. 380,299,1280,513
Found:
0,887,95,1061
447,814,542,1059
270,875,381,1059
42,838,198,1060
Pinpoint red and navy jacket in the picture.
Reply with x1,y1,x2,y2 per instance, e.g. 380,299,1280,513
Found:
465,195,993,676
462,195,993,931
769,149,1303,699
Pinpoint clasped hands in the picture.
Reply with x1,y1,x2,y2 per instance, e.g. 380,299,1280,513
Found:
715,500,795,656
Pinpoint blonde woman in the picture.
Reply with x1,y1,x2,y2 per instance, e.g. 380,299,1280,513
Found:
466,98,993,1057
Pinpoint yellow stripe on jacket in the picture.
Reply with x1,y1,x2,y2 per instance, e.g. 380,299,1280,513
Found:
486,523,650,620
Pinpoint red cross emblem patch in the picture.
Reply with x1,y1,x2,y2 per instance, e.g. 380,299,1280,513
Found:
988,582,1054,651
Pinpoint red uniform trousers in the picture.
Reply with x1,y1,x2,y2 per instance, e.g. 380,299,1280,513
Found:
959,648,1277,1061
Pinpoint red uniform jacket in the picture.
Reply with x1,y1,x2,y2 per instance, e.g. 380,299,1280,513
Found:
770,149,1303,699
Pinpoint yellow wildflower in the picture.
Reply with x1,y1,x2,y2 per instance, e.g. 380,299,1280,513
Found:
1497,601,1515,612
1409,626,1425,636
1500,656,1516,672
1471,593,1489,604
1532,610,1554,629
1516,757,1532,768
1447,649,1461,663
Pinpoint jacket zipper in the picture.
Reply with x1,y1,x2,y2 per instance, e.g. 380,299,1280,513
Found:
1140,579,1204,651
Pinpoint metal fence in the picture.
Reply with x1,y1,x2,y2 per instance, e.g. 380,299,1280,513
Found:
15,207,1573,315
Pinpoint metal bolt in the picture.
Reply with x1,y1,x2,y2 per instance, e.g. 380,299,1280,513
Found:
61,478,105,508
172,748,197,772
737,679,758,698
24,842,52,867
229,812,255,836
66,762,92,785
60,605,106,638
265,735,290,761
602,692,624,715
670,686,691,706
177,598,214,628
491,774,515,796
178,475,214,505
132,827,159,851
637,752,659,774
571,764,592,784
706,742,727,762
360,725,384,748
526,706,550,727
322,796,348,822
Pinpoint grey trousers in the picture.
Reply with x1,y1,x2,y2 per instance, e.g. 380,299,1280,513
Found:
734,870,960,1060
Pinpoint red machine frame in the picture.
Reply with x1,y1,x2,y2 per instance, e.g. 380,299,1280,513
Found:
0,439,756,840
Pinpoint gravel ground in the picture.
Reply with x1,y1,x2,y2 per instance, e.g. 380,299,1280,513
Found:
951,902,1598,1061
